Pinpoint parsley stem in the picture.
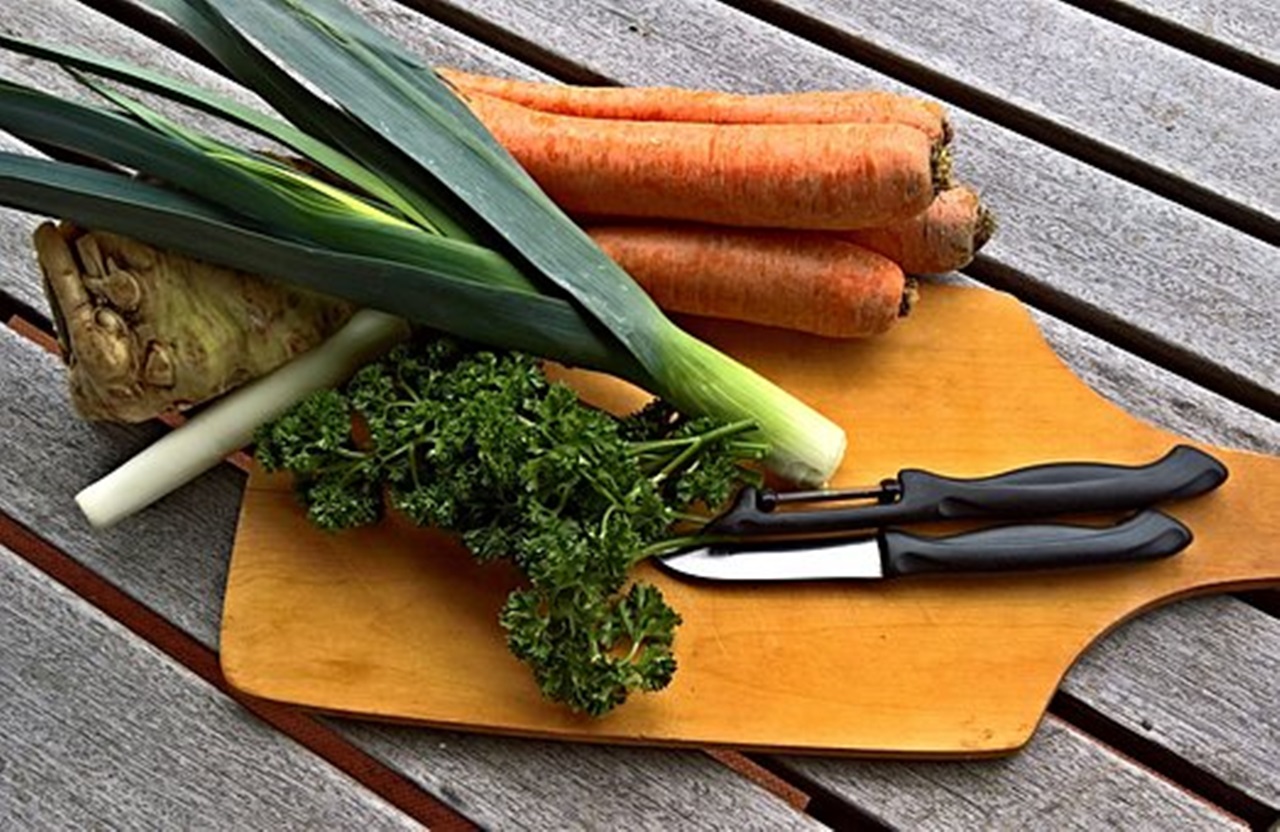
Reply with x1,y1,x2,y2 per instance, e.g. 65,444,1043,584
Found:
650,419,758,485
635,532,737,562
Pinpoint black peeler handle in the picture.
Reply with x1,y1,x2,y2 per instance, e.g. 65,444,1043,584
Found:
710,445,1228,537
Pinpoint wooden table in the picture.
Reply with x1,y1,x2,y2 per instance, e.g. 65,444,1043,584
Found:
2,1,1276,828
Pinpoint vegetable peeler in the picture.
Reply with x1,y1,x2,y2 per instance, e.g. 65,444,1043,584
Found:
658,445,1228,582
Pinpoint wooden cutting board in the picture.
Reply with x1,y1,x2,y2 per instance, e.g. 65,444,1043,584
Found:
220,284,1278,756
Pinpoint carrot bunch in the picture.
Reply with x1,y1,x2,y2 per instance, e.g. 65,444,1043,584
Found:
440,69,993,338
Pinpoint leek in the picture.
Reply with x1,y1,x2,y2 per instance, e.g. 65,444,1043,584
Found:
0,0,846,486
77,311,411,528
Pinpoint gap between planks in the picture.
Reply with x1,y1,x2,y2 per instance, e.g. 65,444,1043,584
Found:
1052,0,1279,89
397,0,617,85
749,755,896,831
1050,692,1279,831
711,0,1279,247
1,310,818,820
0,509,481,832
381,0,1280,421
71,0,219,68
51,0,1280,420
389,0,1280,245
960,255,1280,422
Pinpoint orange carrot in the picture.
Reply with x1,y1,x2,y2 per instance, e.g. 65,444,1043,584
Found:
840,186,995,274
585,224,911,338
439,67,952,145
465,92,944,231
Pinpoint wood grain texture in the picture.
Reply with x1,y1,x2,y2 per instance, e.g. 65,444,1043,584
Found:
5,269,1277,827
740,0,1280,222
0,208,43,315
0,546,419,831
0,331,246,645
338,723,824,831
221,285,1280,755
1110,0,1280,65
416,0,1280,412
0,0,550,317
1,0,1277,825
776,716,1245,830
1027,312,1280,456
0,327,820,832
1060,594,1280,807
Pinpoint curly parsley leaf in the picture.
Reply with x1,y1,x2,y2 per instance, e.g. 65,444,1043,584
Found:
254,334,762,714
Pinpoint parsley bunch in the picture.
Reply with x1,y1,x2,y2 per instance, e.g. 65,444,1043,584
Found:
253,335,766,715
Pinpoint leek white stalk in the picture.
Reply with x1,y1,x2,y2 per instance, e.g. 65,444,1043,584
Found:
76,310,410,528
658,328,846,486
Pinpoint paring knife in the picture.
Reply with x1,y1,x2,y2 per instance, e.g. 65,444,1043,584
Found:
658,510,1191,582
657,445,1228,582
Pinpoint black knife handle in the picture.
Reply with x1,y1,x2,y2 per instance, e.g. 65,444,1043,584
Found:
894,444,1227,522
709,445,1227,536
880,509,1192,577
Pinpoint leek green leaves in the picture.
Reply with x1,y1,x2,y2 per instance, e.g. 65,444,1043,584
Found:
0,0,844,483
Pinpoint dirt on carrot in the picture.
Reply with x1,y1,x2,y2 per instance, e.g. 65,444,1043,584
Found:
585,223,912,338
464,92,944,231
439,67,952,144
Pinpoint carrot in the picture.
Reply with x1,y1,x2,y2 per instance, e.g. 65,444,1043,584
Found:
585,224,912,338
840,186,995,274
439,67,952,145
465,92,945,231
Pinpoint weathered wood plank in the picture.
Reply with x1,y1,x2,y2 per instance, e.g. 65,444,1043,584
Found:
0,545,420,830
2,1,1279,826
3,278,1274,829
0,0,552,316
0,265,821,832
338,723,820,831
0,335,246,646
0,209,42,315
0,15,827,826
776,716,1245,830
1028,311,1280,456
1108,0,1280,66
741,0,1280,226
411,0,1279,414
1060,594,1280,807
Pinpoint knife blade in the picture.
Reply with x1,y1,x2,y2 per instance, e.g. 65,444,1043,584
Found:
658,509,1191,582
